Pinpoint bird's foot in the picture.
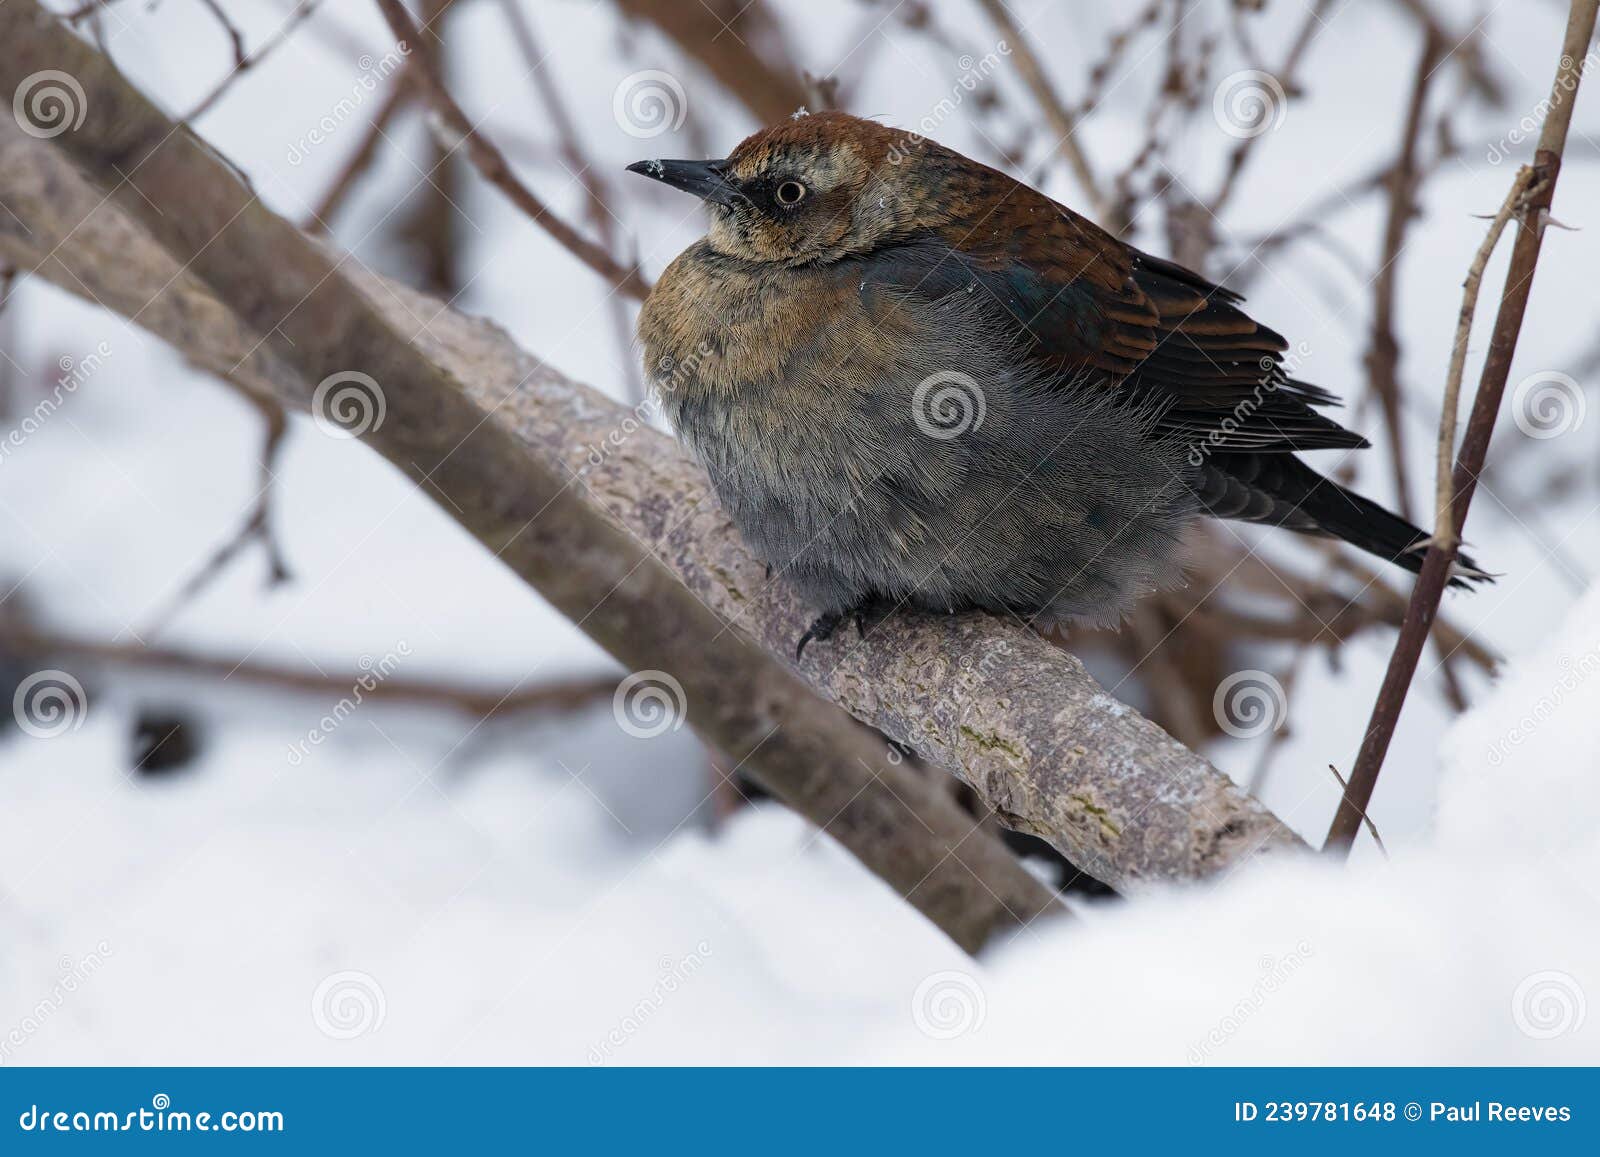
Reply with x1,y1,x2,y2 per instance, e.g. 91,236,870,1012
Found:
795,610,845,661
795,600,887,660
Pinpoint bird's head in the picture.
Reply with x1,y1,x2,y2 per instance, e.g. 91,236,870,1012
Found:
627,111,946,264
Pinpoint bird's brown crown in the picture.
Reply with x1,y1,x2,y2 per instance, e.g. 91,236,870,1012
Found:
705,112,949,264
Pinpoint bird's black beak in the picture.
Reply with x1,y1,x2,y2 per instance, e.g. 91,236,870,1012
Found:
626,158,740,208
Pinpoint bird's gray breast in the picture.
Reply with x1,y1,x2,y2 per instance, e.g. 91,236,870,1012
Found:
651,263,1200,624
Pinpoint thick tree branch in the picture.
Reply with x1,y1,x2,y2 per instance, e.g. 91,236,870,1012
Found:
0,3,1302,910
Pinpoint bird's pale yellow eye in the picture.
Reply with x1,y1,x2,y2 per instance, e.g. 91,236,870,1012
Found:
775,180,807,206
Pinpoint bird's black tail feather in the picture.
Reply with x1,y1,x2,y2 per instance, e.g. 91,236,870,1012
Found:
1196,453,1492,587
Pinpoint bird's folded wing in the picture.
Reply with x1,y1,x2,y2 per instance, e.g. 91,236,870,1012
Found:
856,207,1368,454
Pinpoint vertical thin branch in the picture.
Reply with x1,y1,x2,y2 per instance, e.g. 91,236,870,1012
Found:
1363,29,1476,712
1364,29,1445,526
396,0,463,297
1433,168,1534,553
1325,0,1599,856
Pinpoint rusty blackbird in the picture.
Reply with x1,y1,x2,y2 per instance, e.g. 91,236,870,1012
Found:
628,112,1486,655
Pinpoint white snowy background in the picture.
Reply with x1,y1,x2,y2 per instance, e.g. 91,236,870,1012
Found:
0,0,1596,1063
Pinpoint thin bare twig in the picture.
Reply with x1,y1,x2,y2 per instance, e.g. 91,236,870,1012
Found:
375,0,649,300
1326,765,1388,857
63,0,124,22
2,623,617,721
197,0,247,69
139,379,292,639
1326,0,1598,856
801,71,842,112
1361,30,1480,709
1364,29,1446,526
1433,168,1534,554
304,76,411,234
186,1,322,122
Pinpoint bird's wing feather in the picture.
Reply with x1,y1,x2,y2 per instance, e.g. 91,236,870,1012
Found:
855,197,1367,453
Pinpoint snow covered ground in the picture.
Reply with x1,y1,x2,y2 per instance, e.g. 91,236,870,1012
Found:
1,0,1597,1063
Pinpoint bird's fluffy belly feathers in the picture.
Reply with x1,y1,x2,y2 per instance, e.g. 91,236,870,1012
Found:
638,243,1199,625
